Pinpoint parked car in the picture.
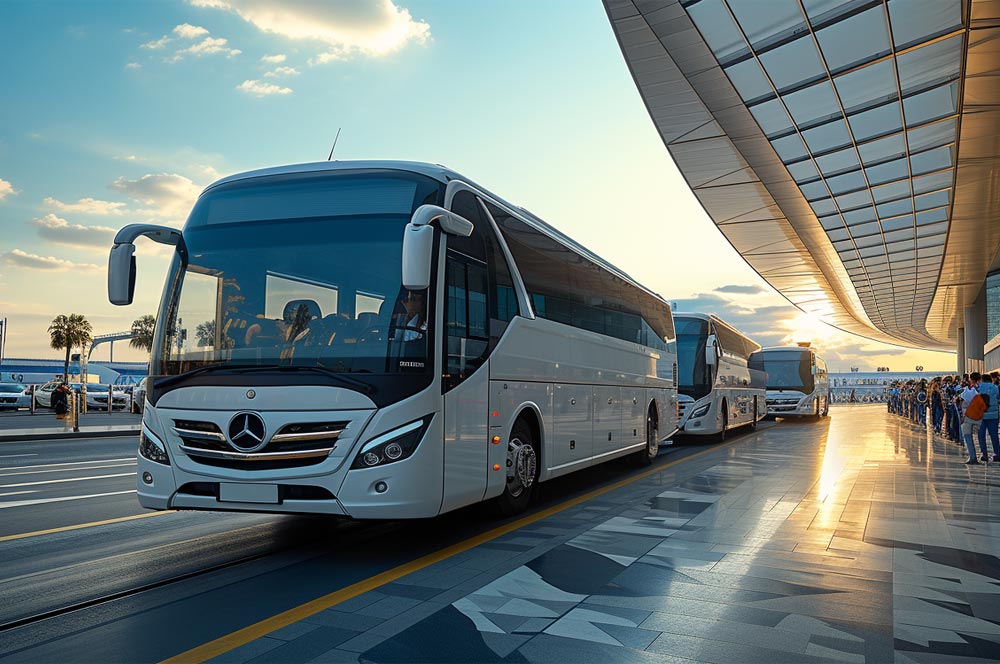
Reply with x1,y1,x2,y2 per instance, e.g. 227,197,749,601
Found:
0,383,31,410
132,377,147,414
34,381,129,411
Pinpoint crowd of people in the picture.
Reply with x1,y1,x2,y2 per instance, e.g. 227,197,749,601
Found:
887,372,1000,464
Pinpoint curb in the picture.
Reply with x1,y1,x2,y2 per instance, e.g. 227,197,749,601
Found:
0,428,140,443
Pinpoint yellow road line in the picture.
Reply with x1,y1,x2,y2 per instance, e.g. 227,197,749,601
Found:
162,441,737,664
0,510,174,543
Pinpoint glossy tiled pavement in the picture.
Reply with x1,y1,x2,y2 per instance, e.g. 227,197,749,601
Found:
209,406,1000,663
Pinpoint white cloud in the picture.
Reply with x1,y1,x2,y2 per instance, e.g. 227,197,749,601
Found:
125,61,142,70
141,35,171,49
174,35,241,59
2,249,101,272
110,172,202,222
236,79,292,97
189,0,431,61
260,53,286,63
264,66,299,78
173,23,210,39
0,178,16,201
31,214,117,249
44,196,127,216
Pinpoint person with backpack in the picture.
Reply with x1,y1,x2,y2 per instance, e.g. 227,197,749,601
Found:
961,381,986,464
975,371,999,462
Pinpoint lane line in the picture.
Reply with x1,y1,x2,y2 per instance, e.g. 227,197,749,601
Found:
0,458,135,472
0,510,174,542
0,436,138,446
161,440,738,664
0,462,136,478
0,454,38,459
0,490,137,510
0,472,135,489
0,490,37,498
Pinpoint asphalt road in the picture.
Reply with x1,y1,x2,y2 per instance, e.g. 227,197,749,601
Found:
0,425,774,663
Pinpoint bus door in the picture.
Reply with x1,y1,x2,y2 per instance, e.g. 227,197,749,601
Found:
441,250,491,512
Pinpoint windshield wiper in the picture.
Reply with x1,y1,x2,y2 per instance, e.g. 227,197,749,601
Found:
231,365,376,395
155,364,263,389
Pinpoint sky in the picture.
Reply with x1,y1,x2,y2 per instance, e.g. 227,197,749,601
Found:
0,0,956,372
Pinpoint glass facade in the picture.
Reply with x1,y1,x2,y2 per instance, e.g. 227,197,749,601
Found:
987,272,1000,343
683,0,964,332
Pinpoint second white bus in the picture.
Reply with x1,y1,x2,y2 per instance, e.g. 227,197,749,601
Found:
674,313,766,440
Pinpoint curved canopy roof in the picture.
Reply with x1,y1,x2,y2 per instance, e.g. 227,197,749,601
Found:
605,0,1000,350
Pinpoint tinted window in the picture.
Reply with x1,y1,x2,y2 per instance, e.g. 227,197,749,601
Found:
444,252,489,391
450,191,518,325
488,202,672,349
0,384,25,392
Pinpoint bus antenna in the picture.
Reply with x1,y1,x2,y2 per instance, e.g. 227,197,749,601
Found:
327,128,342,161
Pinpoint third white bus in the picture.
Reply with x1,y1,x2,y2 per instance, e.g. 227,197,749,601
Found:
750,345,830,418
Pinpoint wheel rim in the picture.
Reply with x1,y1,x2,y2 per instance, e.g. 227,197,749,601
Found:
506,436,536,498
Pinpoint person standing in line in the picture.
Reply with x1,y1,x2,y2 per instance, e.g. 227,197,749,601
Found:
976,371,1000,462
960,379,983,464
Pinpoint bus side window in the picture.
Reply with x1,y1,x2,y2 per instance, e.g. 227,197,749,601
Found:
443,252,489,392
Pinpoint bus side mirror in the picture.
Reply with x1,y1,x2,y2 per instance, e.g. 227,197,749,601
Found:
402,223,434,291
705,334,717,366
108,243,137,306
107,224,182,306
402,205,474,290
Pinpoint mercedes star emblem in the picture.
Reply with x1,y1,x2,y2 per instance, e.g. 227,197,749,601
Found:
227,412,267,452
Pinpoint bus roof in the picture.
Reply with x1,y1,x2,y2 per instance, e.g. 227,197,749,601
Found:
201,160,672,310
757,345,819,354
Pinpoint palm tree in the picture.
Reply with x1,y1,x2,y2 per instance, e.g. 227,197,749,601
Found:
130,315,156,352
48,314,94,382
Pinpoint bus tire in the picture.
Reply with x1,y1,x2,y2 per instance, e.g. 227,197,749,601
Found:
631,410,658,466
493,418,538,517
750,397,758,431
814,399,821,420
717,402,728,443
821,398,829,417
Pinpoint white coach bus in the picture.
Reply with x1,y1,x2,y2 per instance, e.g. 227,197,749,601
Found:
108,161,678,519
749,344,830,418
674,313,765,440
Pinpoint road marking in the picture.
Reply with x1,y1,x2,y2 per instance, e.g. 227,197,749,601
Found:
0,472,135,489
161,440,738,664
0,509,174,542
0,454,38,459
0,461,136,478
0,457,136,471
0,490,37,498
0,489,137,510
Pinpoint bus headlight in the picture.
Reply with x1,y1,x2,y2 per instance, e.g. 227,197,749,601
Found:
139,428,169,465
691,403,711,418
351,417,432,470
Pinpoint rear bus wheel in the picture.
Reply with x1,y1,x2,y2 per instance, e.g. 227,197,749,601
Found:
493,419,538,517
631,412,658,466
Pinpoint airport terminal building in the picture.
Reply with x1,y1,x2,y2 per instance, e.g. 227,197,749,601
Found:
605,0,999,370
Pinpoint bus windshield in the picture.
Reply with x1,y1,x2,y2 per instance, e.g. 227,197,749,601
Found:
675,317,711,399
753,350,814,393
152,170,444,383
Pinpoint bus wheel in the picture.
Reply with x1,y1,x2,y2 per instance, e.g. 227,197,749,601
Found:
750,397,758,431
631,412,658,466
814,399,821,420
717,404,728,443
494,419,538,516
822,399,829,417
